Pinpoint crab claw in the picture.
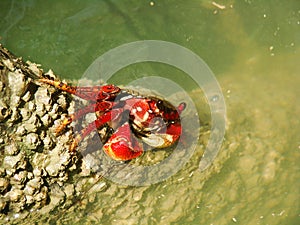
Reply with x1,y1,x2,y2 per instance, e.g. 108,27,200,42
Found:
141,122,182,148
103,123,143,161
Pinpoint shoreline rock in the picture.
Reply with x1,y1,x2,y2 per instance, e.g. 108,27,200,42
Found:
0,44,85,223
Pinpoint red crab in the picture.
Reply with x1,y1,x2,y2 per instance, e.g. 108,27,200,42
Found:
39,78,186,161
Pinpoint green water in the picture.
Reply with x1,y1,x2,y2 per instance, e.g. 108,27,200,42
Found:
0,0,299,224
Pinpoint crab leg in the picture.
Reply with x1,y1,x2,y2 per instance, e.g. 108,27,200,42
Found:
56,101,114,134
38,78,120,101
70,108,122,152
103,122,143,161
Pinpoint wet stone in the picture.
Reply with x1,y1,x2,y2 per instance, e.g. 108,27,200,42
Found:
40,114,52,127
42,135,54,149
15,125,26,136
0,46,106,221
35,88,52,106
63,184,74,198
27,62,43,77
0,168,6,177
35,103,46,117
7,188,23,202
49,103,60,120
21,91,31,102
57,94,68,110
26,101,35,111
48,184,65,207
0,100,9,122
0,197,8,212
8,71,27,97
20,108,32,121
4,143,19,156
24,133,41,150
7,109,20,123
3,153,27,172
25,195,34,205
0,178,10,193
10,171,27,186
24,177,42,196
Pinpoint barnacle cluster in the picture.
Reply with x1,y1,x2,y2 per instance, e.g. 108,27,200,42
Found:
0,45,101,223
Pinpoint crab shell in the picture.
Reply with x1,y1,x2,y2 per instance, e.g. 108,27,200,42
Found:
103,122,143,161
103,97,185,161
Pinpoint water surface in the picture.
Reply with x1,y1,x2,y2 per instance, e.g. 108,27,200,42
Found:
0,0,299,224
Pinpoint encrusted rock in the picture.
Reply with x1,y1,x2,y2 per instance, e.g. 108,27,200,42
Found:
24,133,41,150
48,184,65,207
57,94,68,110
26,101,35,111
27,172,34,180
10,171,27,186
33,186,48,208
23,113,41,133
7,188,23,202
15,125,26,136
25,195,34,205
0,197,8,212
35,102,46,117
0,100,9,122
0,168,6,177
19,108,32,121
24,177,42,196
7,108,20,123
9,200,26,213
4,143,19,156
63,184,75,198
8,71,27,97
2,59,14,70
0,178,10,193
0,45,109,222
35,88,52,106
21,91,31,102
31,153,47,169
3,153,27,173
42,135,54,149
27,62,43,77
32,168,42,177
40,114,52,127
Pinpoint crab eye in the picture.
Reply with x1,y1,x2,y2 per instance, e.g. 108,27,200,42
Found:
156,100,165,111
177,102,186,113
102,84,119,93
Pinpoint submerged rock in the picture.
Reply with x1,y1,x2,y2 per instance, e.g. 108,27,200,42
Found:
0,44,86,223
0,44,211,225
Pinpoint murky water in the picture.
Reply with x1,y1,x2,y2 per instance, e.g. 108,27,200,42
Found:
0,0,299,224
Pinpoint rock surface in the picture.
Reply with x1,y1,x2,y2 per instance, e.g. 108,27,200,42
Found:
0,45,100,223
0,44,215,225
